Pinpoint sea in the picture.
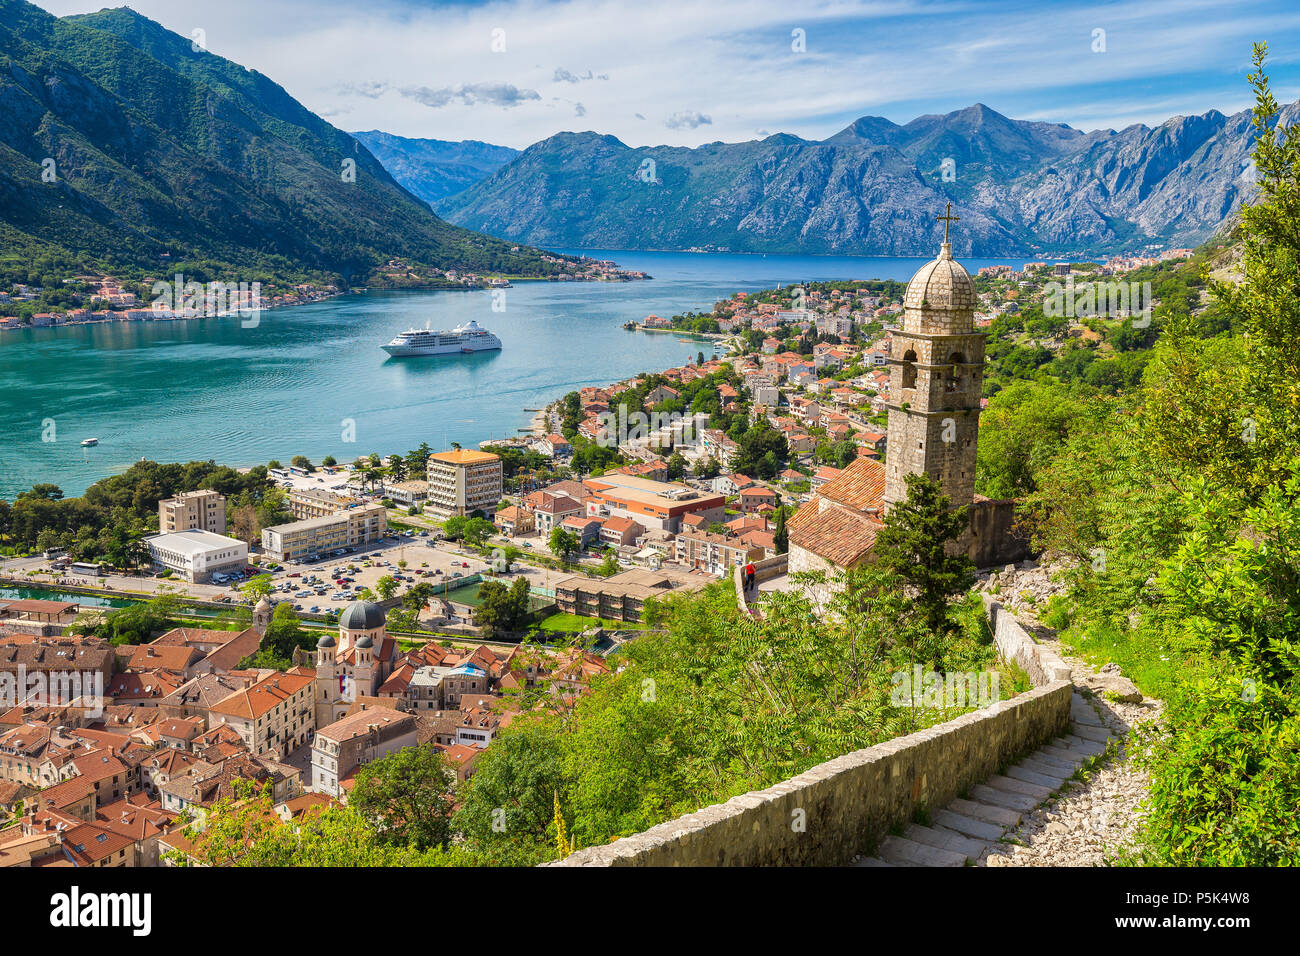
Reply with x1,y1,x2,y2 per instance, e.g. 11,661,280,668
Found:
0,249,1032,499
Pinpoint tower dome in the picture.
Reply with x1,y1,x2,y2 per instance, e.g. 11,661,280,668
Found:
316,633,336,648
903,243,976,313
355,633,374,649
339,599,385,631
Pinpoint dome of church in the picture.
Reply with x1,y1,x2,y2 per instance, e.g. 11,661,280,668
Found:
316,633,336,648
339,600,385,632
904,243,976,313
255,595,272,610
355,634,374,649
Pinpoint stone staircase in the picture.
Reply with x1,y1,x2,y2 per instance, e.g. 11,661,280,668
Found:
852,692,1114,867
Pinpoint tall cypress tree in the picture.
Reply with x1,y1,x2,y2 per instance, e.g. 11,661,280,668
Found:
872,472,975,642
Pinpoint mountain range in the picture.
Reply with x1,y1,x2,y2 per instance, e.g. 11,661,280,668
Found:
350,131,518,206
430,101,1295,257
0,0,572,286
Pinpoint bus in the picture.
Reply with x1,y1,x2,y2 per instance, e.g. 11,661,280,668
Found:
68,561,105,576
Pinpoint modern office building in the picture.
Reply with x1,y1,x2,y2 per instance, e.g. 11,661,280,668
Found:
145,530,248,583
260,503,387,562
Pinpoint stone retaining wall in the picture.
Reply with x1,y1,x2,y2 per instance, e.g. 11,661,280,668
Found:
548,597,1072,867
733,553,788,614
984,595,1072,684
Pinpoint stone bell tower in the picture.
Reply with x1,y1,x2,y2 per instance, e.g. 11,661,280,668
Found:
883,204,986,513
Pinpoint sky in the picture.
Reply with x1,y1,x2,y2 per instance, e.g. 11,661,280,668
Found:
33,0,1300,149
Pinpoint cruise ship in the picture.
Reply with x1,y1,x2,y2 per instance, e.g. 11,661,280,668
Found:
381,320,502,357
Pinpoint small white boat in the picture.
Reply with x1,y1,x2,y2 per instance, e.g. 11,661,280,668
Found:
81,438,99,447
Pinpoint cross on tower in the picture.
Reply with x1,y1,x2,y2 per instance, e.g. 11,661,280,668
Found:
937,202,959,243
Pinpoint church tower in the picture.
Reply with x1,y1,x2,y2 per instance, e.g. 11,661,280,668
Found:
883,204,985,513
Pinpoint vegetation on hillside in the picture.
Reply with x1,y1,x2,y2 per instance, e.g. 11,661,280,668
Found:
1014,46,1300,865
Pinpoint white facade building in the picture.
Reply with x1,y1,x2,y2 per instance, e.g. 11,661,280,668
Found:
145,530,248,583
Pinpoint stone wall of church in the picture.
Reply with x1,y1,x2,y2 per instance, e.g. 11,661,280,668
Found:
787,544,841,606
884,408,980,508
966,498,1032,568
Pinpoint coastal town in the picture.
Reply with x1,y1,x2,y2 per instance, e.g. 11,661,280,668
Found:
0,237,1200,868
0,254,647,331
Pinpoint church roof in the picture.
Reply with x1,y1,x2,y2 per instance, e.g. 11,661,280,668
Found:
339,600,385,631
904,243,975,313
789,503,880,568
814,457,886,514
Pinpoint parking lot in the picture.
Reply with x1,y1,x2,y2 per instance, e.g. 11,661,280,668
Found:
246,530,569,618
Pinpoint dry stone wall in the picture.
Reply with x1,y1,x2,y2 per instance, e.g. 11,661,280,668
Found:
548,597,1072,866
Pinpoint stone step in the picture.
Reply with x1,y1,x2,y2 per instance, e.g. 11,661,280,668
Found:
1039,743,1087,765
934,809,1005,842
1004,765,1065,790
1023,750,1077,774
1063,734,1108,756
950,797,1022,827
904,823,991,862
986,774,1053,801
1072,723,1113,743
852,857,895,867
878,835,968,867
1017,758,1073,784
1070,701,1104,726
971,783,1038,813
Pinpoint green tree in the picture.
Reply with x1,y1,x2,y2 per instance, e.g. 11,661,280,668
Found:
548,527,580,562
872,473,975,644
350,743,457,851
241,573,274,602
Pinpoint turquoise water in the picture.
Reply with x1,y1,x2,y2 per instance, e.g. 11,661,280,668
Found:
0,249,1030,499
0,586,134,609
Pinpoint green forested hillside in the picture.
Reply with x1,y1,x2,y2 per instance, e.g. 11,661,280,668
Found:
0,0,575,290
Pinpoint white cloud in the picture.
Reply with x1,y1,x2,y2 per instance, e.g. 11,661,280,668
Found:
665,110,712,129
398,82,542,109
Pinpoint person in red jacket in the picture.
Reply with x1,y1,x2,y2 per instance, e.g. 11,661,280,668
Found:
744,561,756,593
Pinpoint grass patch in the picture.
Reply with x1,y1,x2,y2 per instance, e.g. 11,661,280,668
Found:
1058,619,1188,700
534,612,647,633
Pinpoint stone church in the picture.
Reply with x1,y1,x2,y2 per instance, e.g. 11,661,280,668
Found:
309,600,400,727
788,224,1028,592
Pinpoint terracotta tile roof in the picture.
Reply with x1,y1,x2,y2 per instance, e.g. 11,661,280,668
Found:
788,502,879,567
152,627,244,648
30,775,97,814
121,644,204,673
210,671,312,720
816,457,886,513
106,669,185,700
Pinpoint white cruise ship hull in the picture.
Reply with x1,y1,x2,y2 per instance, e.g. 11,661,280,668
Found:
382,337,501,357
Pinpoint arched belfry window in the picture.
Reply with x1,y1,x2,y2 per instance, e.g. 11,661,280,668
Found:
902,349,918,389
945,351,965,392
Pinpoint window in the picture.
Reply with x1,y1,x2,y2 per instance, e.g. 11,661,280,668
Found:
901,349,917,389
945,352,965,393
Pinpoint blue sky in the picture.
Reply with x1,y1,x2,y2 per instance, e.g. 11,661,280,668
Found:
36,0,1300,148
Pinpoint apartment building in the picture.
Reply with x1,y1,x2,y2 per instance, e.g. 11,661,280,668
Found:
583,474,725,533
208,671,315,759
286,487,351,520
260,503,387,562
554,569,691,623
674,531,764,576
311,707,417,797
425,450,503,518
158,489,226,534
